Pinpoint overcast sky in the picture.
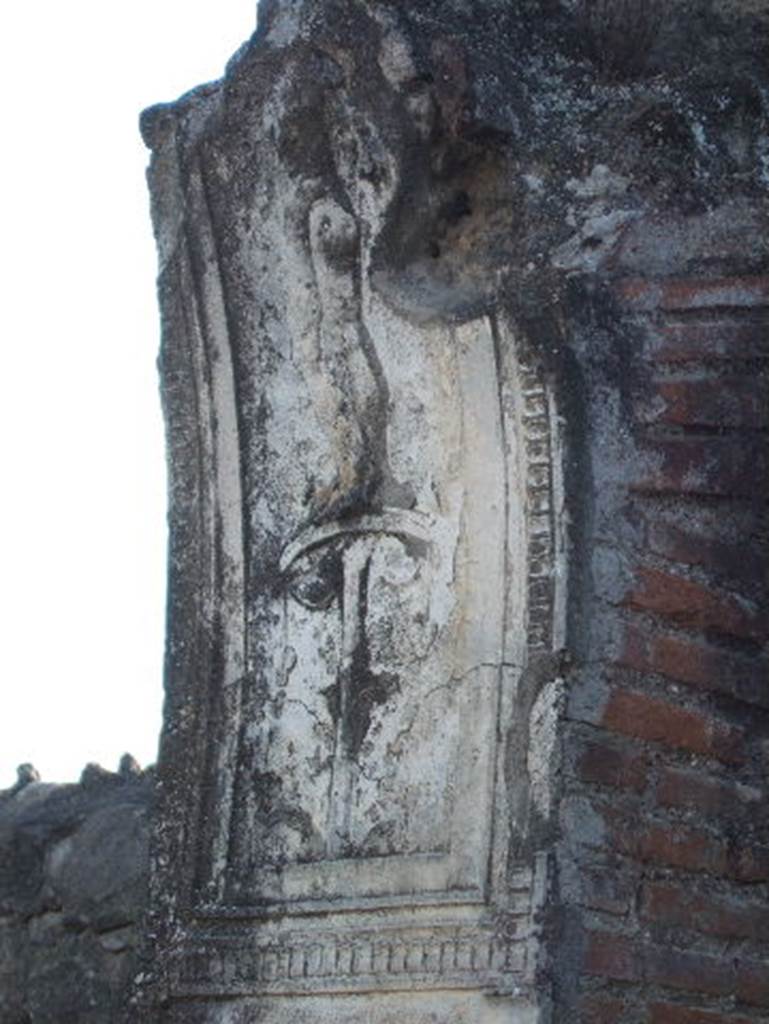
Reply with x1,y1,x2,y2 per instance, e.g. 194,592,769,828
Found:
0,2,257,785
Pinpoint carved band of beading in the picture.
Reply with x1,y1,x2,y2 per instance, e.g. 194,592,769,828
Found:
175,925,530,996
518,350,558,652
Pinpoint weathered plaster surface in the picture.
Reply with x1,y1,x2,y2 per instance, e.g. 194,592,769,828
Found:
136,1,768,1021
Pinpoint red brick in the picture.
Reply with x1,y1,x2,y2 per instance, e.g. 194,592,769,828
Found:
580,865,637,916
648,949,769,1008
644,945,734,997
641,882,769,942
578,994,628,1023
646,319,769,363
576,736,648,793
633,438,766,498
602,689,745,764
633,824,729,875
649,1002,754,1024
623,568,764,641
638,377,768,430
620,625,769,707
585,936,769,1006
656,767,762,819
730,843,769,883
583,931,639,982
616,275,769,312
646,521,764,589
736,962,769,1007
603,804,730,875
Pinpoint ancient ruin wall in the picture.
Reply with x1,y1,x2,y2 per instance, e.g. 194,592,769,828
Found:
133,2,769,1022
1,5,766,1022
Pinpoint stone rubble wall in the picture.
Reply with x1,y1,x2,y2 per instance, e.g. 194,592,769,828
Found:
0,761,151,1023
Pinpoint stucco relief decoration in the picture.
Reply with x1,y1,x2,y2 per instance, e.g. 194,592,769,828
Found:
142,5,564,1019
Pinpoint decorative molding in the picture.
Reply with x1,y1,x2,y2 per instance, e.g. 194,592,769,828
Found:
174,923,531,996
178,871,538,997
512,334,559,654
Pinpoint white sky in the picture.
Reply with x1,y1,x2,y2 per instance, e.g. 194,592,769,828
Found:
0,3,257,785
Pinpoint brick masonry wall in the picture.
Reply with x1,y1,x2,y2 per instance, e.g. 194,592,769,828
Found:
556,273,768,1022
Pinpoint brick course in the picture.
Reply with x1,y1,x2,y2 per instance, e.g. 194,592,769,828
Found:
646,318,769,363
637,377,768,430
561,270,768,1021
619,625,768,707
648,1004,757,1024
645,521,764,589
623,568,764,641
584,932,769,1006
615,275,769,311
576,994,628,1023
601,689,745,764
641,882,769,943
656,767,763,819
633,438,766,498
575,734,648,793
